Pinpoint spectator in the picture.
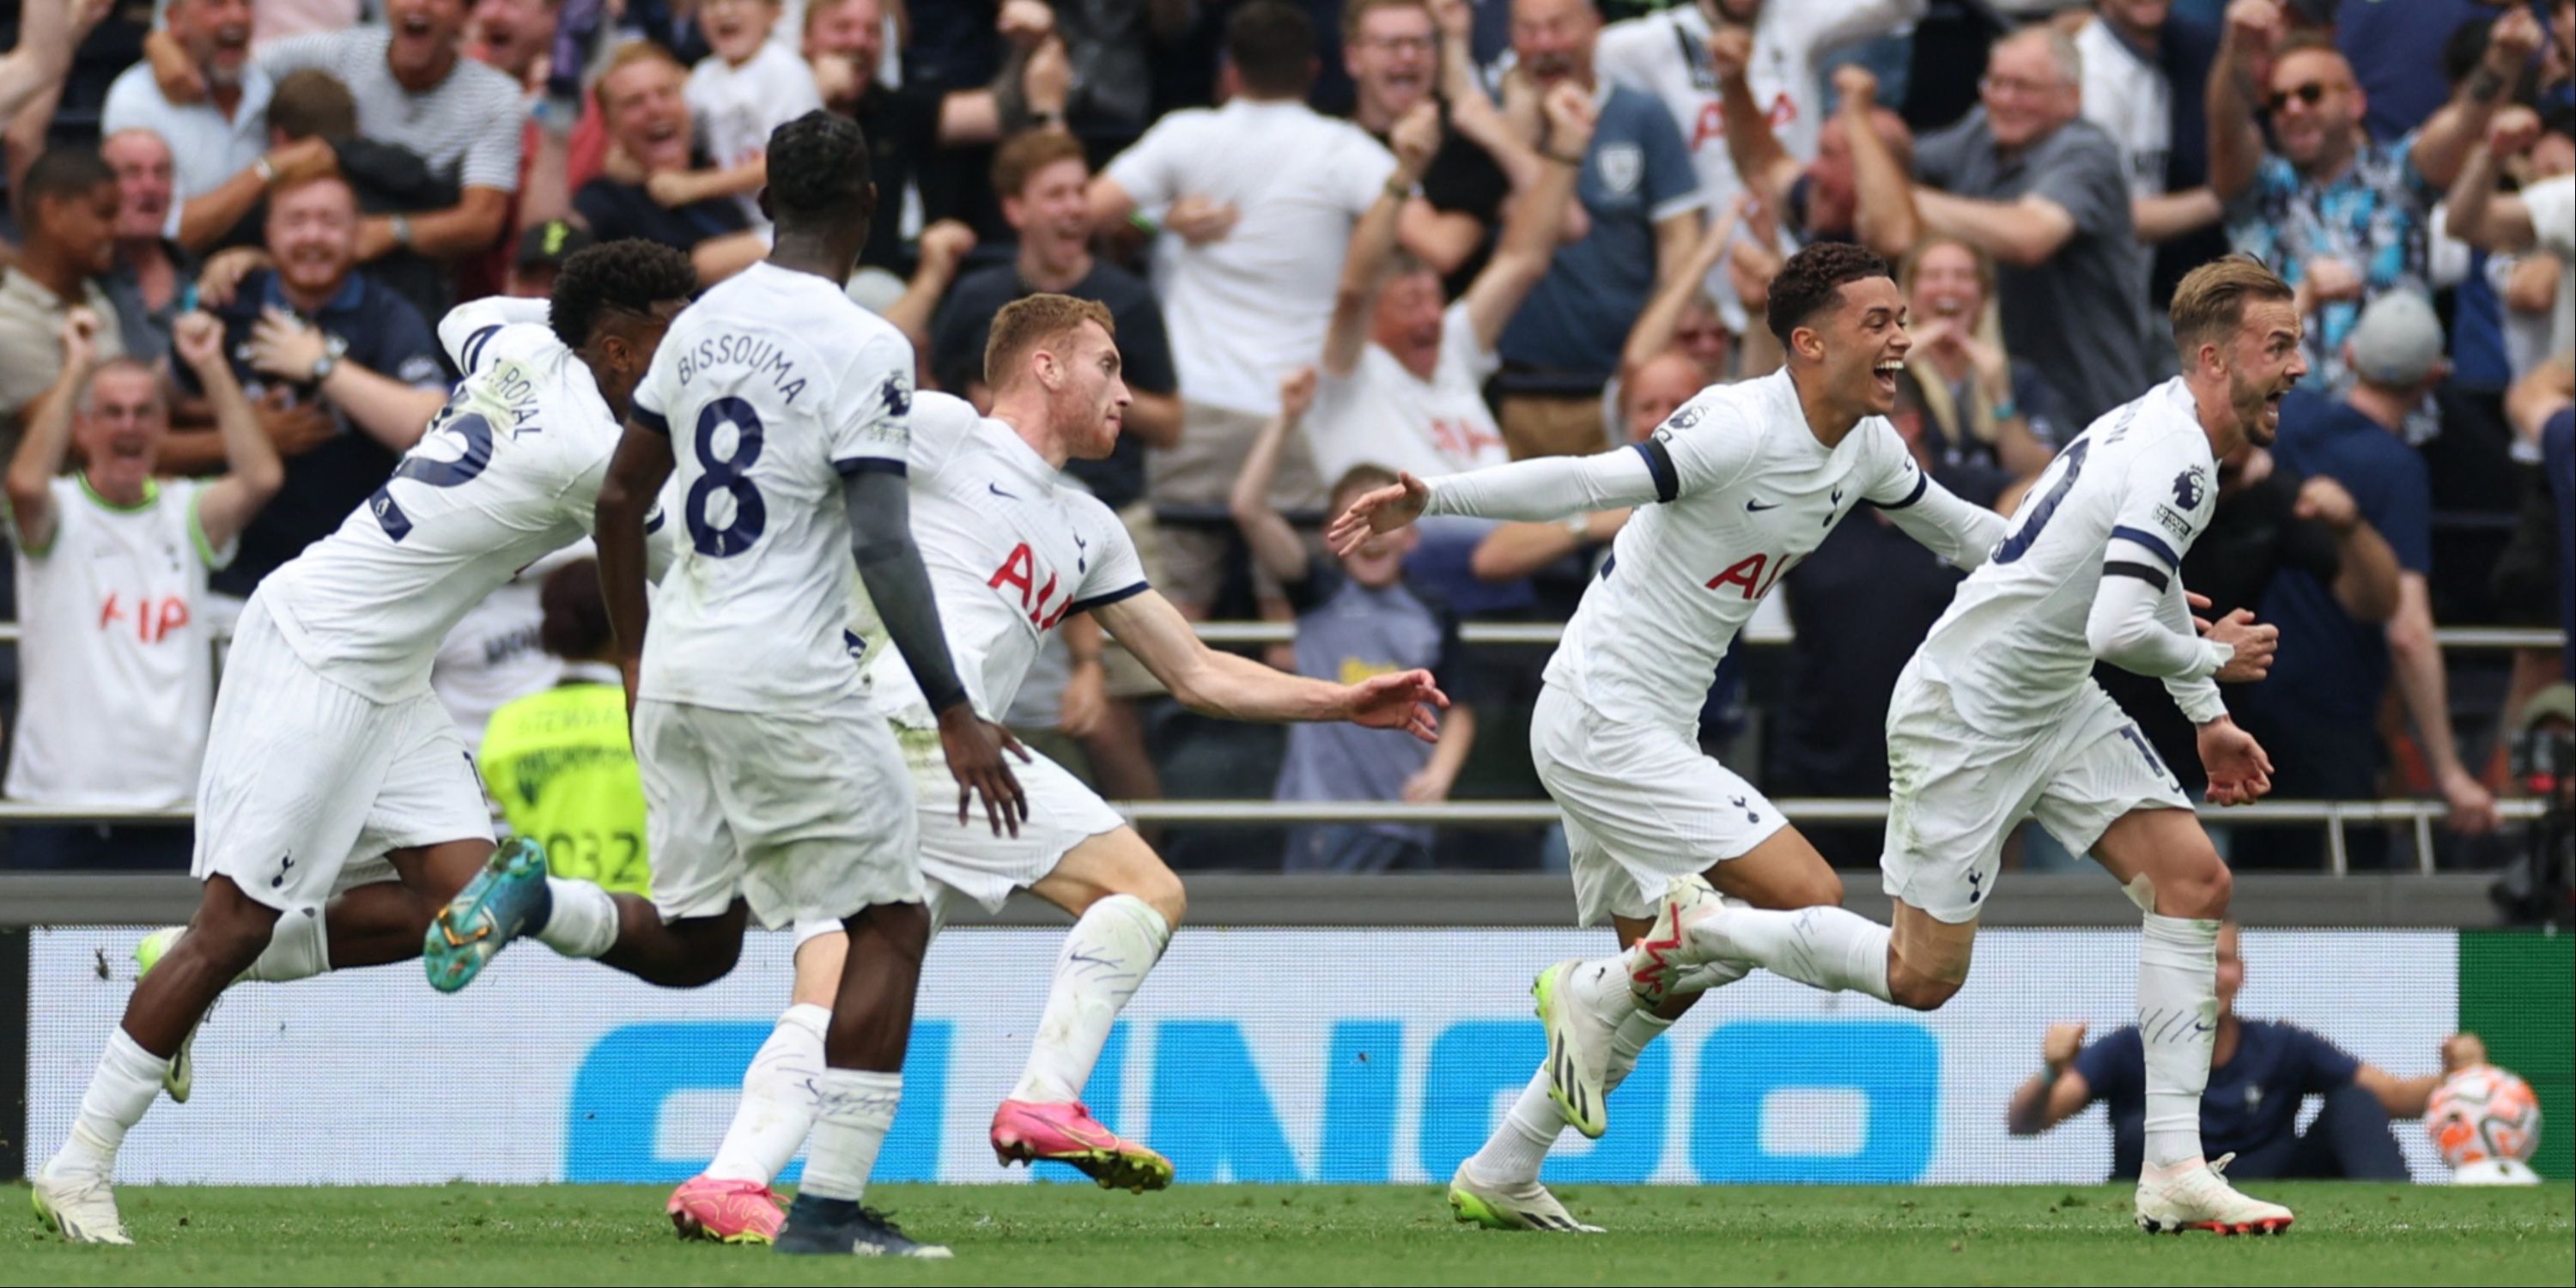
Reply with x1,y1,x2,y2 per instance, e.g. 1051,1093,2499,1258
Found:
3,308,282,868
1712,47,1919,260
148,0,527,274
1595,0,1928,245
1904,25,2149,426
799,0,1070,281
1232,372,1479,873
477,558,649,894
2069,0,2229,325
2446,106,2576,370
2096,440,2402,796
1616,200,1739,395
2008,923,2474,1182
193,173,448,601
1309,91,1587,492
506,217,592,298
1345,0,1514,292
2233,292,2500,869
0,149,129,457
2334,0,2529,143
100,0,289,238
98,128,191,368
673,0,823,233
1089,0,1399,617
1491,0,1703,459
264,68,467,326
572,42,768,285
459,0,571,299
2502,357,2573,681
2208,0,2538,395
1891,234,2069,482
1469,346,1706,587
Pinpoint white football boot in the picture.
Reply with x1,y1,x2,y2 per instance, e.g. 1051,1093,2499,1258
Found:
1532,960,1618,1139
1448,1161,1604,1233
32,1161,132,1245
2135,1153,2295,1236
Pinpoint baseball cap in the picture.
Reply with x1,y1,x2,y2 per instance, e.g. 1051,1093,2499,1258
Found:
2345,290,2445,386
515,220,594,269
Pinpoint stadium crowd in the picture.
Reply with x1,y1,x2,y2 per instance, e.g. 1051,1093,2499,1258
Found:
0,0,2568,877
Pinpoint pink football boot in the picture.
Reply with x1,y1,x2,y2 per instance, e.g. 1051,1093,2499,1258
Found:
990,1099,1174,1194
666,1175,787,1243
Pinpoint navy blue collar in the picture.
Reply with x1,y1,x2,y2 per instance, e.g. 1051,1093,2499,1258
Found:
259,270,368,318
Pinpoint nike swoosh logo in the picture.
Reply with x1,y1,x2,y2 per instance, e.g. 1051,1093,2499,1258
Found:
1745,500,1780,512
987,483,1017,500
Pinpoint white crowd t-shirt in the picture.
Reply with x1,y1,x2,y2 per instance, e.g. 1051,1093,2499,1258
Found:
1305,302,1510,486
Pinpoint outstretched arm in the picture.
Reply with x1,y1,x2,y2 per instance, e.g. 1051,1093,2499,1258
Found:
1878,473,2006,569
1095,587,1446,738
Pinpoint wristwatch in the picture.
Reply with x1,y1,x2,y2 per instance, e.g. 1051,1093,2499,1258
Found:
310,332,349,383
390,214,416,250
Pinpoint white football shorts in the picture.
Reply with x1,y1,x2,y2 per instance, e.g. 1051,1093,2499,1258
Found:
633,690,922,929
898,725,1127,926
1880,657,2193,925
193,594,492,914
1531,683,1789,927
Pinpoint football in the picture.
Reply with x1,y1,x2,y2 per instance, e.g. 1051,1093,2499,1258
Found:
2426,1065,2543,1182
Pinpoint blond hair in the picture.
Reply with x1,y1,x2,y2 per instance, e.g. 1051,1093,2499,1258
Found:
986,294,1116,391
2169,256,2296,360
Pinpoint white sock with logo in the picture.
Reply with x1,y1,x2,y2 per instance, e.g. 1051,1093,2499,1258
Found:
51,1030,168,1182
2137,912,2221,1170
537,877,620,959
704,1004,829,1185
799,1069,902,1202
1011,895,1170,1104
1681,905,1893,1003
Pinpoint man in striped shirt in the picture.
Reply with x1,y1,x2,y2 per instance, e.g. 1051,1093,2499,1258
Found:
140,0,520,276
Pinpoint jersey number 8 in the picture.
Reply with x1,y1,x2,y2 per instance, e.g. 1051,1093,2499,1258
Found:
1991,437,2091,565
685,398,769,557
370,407,495,542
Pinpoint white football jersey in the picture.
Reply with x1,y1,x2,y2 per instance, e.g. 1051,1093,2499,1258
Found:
854,392,1148,726
1915,378,2219,732
2075,16,2172,206
257,297,632,703
1595,0,1926,216
633,262,913,713
1546,370,1929,732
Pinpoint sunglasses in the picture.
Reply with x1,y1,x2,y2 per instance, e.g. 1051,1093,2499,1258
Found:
2265,81,2338,113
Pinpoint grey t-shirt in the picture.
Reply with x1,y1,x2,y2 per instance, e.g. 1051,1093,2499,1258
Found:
1915,112,2149,426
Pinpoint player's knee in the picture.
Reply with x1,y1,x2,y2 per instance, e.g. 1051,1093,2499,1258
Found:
1133,870,1187,930
1797,868,1846,909
1886,972,1961,1012
2163,854,2230,919
670,933,744,988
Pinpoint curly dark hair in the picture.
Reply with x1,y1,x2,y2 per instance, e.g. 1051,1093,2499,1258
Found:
548,239,697,351
1765,241,1893,347
538,558,611,660
765,109,873,222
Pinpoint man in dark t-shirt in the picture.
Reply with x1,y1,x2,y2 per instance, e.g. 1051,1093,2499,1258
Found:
1340,0,1511,298
570,45,761,280
2006,923,2471,1181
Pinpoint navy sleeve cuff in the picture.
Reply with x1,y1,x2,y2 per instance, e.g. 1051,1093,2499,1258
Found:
1068,580,1150,617
1631,439,1680,504
459,324,500,375
2102,560,2171,592
1864,469,1930,510
2111,524,2182,570
631,404,671,436
835,457,908,477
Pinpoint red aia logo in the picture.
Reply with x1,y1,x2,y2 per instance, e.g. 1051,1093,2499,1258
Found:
988,543,1072,631
98,592,191,643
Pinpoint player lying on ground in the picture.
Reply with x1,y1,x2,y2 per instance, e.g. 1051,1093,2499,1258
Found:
1485,256,2298,1236
1328,240,2006,1233
440,111,1028,1261
664,294,1450,1244
33,238,703,1245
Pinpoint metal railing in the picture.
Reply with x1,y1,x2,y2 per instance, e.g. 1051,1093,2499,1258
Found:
0,797,2543,878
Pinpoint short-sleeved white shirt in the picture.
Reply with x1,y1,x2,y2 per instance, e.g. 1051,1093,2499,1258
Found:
855,392,1147,726
687,44,823,231
1305,302,1510,487
100,62,276,221
2518,174,2574,361
633,261,914,713
2075,17,2172,206
1103,99,1396,417
1595,0,1926,219
1915,377,2219,733
1546,369,1929,732
5,477,231,806
256,297,627,702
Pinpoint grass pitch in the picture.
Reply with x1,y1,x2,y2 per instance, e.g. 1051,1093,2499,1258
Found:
5,1182,2569,1285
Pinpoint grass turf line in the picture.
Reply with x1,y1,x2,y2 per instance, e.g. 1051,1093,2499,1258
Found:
6,1182,2570,1286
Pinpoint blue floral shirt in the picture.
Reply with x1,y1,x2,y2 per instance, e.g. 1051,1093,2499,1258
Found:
2227,132,2434,392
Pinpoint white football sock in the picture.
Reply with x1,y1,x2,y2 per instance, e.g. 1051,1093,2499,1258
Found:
2137,912,2221,1170
1011,895,1170,1104
52,1030,167,1181
799,1069,901,1202
1465,993,1689,1187
1605,1009,1674,1092
1686,905,1893,1003
537,878,620,959
704,1003,828,1185
244,908,331,981
1565,954,1641,1029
